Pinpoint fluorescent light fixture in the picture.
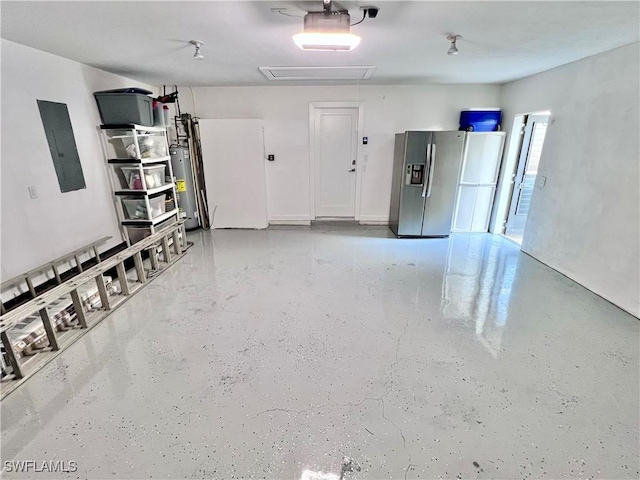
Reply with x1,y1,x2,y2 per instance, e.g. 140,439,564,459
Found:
293,32,361,51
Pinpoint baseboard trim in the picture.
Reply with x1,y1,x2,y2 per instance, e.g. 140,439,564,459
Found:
358,215,389,225
314,217,356,222
269,220,311,226
267,215,388,226
269,215,311,220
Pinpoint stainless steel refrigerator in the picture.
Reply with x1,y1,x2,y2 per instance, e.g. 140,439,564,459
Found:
389,131,466,237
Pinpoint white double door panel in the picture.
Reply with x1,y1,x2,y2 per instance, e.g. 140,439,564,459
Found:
199,119,268,229
314,108,358,217
453,132,506,232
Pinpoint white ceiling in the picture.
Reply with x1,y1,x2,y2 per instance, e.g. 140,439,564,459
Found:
1,1,638,86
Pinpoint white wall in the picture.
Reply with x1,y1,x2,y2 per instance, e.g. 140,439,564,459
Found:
498,43,640,317
1,40,156,280
179,84,501,223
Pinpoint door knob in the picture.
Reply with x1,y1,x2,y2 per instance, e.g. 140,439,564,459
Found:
348,168,356,172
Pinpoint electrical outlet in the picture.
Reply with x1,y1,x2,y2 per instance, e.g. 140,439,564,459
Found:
267,154,275,162
28,186,38,199
538,176,547,188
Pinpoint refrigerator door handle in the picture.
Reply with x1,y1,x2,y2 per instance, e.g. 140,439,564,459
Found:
422,144,431,198
426,143,436,198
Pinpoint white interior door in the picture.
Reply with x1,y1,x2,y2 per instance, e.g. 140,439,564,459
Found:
314,108,358,217
199,119,268,229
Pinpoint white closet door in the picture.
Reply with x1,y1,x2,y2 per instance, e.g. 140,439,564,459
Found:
199,119,268,229
453,133,505,233
454,186,496,231
460,134,504,184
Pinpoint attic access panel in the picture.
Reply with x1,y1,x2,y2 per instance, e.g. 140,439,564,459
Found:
259,66,376,81
37,100,86,193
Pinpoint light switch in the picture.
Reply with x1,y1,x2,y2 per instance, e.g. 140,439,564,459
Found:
538,176,547,188
28,186,38,199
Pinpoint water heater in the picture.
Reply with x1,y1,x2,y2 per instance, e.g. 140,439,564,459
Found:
169,145,200,230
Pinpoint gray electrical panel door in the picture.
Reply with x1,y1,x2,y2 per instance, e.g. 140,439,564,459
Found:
37,100,86,193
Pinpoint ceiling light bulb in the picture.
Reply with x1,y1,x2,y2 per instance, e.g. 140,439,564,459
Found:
189,40,204,60
447,35,461,56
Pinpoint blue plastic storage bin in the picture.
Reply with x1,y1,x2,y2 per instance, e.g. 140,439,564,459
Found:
459,110,501,132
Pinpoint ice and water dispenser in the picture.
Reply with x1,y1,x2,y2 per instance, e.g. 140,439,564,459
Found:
405,164,425,186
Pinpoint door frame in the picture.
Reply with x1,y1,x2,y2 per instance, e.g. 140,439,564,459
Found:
489,110,551,242
309,102,364,220
502,113,549,242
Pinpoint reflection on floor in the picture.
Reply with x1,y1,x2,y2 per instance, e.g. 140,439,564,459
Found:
1,225,638,479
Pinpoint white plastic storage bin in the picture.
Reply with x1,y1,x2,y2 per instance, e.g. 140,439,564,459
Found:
125,226,151,244
103,128,169,160
121,194,166,220
119,165,166,190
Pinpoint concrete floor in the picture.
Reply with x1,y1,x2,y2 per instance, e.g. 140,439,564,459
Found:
1,224,638,479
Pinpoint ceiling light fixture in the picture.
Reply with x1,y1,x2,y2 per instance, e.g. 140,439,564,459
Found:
190,40,204,60
447,35,461,55
293,31,360,51
293,0,371,51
